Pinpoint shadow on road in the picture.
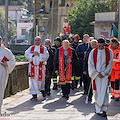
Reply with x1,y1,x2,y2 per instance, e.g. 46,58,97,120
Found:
6,99,41,115
90,114,108,120
108,99,120,116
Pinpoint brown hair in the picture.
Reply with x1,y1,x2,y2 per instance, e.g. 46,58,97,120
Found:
110,37,118,43
97,37,105,43
0,36,2,40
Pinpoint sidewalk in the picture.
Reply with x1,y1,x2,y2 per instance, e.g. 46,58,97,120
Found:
1,87,120,120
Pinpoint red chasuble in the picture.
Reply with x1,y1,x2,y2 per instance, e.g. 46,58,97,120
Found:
59,46,72,85
30,45,44,81
93,47,110,90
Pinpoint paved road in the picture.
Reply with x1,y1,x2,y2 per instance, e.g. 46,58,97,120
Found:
1,87,120,120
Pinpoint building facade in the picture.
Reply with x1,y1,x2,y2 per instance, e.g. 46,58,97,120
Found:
91,12,118,39
0,5,26,23
34,0,79,43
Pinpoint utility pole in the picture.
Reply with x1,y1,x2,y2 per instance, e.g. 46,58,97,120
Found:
5,0,8,47
33,0,36,39
51,0,54,42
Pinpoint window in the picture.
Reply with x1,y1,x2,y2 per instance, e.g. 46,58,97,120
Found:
101,32,108,38
61,0,65,6
21,29,26,35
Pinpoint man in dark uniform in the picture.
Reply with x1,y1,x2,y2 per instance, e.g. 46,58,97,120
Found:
83,39,98,101
71,34,81,89
52,37,62,90
76,34,89,95
54,40,77,99
71,34,80,50
45,39,55,95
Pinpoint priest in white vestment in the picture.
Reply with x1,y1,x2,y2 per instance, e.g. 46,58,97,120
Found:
25,36,49,100
0,36,15,113
88,38,113,117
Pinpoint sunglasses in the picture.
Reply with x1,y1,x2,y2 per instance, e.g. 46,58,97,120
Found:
98,45,104,47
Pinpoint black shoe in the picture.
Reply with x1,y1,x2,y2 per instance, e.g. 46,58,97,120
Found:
115,98,119,101
30,97,37,100
41,91,46,97
88,98,92,102
96,113,101,115
62,95,65,98
102,111,107,117
95,112,102,115
30,95,37,100
111,96,114,99
47,92,51,96
65,95,69,100
53,83,58,90
82,92,87,95
53,86,58,90
71,87,74,90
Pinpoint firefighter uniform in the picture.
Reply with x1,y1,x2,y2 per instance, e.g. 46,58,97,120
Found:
52,37,62,90
109,44,120,100
71,34,81,89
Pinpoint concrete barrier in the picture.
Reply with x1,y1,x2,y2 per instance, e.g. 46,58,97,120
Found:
4,62,29,98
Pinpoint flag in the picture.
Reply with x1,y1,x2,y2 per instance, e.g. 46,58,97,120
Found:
110,23,119,37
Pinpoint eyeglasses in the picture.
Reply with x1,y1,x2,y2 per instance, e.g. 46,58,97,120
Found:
98,45,104,47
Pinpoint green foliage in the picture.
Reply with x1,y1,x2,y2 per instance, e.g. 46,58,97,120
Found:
15,54,27,62
0,8,16,40
68,0,118,38
8,21,17,40
0,7,5,38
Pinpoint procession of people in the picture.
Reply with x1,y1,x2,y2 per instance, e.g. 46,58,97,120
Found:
0,19,120,117
24,33,119,117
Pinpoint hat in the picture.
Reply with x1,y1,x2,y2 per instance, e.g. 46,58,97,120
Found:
79,40,82,43
89,37,94,41
73,34,80,40
54,37,61,43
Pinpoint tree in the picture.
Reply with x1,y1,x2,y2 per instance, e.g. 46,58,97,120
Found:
27,0,34,14
8,20,17,40
0,8,16,41
0,7,5,38
68,0,118,38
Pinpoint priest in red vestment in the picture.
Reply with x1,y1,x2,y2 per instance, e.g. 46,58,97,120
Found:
54,40,77,100
88,38,113,117
25,36,49,100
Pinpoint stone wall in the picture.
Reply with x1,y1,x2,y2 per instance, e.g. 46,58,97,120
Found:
4,62,29,98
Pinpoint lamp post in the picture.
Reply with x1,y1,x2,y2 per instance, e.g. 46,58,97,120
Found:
33,0,36,39
5,0,8,47
51,0,54,42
